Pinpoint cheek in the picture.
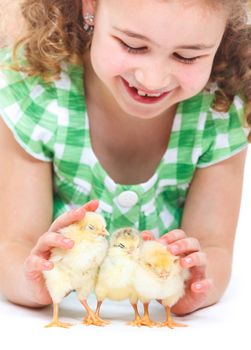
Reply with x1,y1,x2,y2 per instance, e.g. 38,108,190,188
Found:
90,35,129,79
178,62,213,93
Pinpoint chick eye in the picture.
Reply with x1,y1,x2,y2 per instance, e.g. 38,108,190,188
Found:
114,243,126,249
86,224,95,230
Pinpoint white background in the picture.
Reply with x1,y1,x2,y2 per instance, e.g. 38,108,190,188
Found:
0,146,251,350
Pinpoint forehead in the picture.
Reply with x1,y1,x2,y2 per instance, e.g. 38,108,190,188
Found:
99,0,228,46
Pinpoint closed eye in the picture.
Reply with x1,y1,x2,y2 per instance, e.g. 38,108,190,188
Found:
118,38,148,54
86,224,95,230
114,243,126,249
173,52,200,64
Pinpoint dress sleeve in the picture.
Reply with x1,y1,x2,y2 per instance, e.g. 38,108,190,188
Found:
197,95,248,168
0,48,57,161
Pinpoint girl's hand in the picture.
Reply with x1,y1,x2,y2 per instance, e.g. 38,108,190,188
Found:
141,229,214,315
23,199,99,306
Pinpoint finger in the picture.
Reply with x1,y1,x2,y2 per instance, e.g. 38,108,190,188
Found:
188,265,207,283
25,255,54,274
83,199,99,212
167,237,201,255
49,208,85,232
141,231,155,241
180,251,208,268
191,278,214,294
158,229,186,245
32,232,74,256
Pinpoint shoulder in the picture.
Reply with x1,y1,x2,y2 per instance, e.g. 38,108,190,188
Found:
175,88,248,168
196,89,248,168
0,47,85,161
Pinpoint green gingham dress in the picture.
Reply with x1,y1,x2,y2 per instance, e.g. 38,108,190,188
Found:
0,48,248,237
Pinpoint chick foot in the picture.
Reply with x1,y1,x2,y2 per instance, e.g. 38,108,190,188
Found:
127,303,144,327
158,320,187,329
82,313,108,327
129,303,157,327
129,318,157,327
133,316,157,327
127,314,144,327
94,301,111,326
159,306,187,329
45,303,73,328
45,320,73,329
81,299,109,326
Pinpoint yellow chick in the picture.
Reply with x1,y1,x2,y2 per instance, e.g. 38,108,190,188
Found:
95,227,142,325
43,211,109,328
133,240,189,328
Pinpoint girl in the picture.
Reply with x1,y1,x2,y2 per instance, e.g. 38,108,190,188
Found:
0,0,250,317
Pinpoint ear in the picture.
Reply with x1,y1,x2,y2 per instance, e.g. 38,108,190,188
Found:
82,0,97,20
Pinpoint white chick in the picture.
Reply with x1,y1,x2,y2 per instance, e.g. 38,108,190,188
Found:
133,240,189,328
95,227,142,325
43,211,109,328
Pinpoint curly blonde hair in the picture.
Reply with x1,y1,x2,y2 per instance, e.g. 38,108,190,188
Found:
5,0,251,139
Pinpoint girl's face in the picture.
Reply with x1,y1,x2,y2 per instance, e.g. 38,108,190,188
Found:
85,0,228,119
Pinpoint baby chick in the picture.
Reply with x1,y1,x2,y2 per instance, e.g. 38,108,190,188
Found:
133,240,189,328
43,211,109,328
95,227,142,325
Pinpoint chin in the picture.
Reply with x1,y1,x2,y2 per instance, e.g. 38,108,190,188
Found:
122,103,172,120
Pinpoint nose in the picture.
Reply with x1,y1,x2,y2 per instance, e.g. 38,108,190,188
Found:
134,58,174,92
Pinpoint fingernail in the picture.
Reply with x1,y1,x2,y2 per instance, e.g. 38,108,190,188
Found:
184,257,192,265
169,244,179,254
63,238,73,246
194,283,202,290
43,261,51,269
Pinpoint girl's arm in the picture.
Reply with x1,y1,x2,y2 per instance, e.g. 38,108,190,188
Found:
0,117,53,306
0,118,99,307
172,148,247,314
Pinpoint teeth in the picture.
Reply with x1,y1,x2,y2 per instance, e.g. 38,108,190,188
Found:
147,92,162,97
137,89,162,97
128,81,164,97
137,89,147,96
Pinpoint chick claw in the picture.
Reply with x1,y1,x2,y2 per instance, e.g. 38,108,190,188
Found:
45,303,73,328
82,313,109,327
128,317,157,328
81,300,110,326
44,320,73,329
158,320,188,329
158,306,187,329
128,303,157,327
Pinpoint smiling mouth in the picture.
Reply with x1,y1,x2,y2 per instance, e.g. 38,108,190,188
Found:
121,78,170,104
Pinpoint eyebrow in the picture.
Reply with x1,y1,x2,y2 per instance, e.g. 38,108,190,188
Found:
113,26,215,50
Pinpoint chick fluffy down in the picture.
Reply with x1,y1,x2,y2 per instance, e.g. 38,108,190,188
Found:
43,214,108,303
95,255,138,302
133,241,189,306
95,227,141,304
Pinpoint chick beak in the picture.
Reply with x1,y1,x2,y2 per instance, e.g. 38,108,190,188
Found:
100,229,109,237
160,269,169,279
